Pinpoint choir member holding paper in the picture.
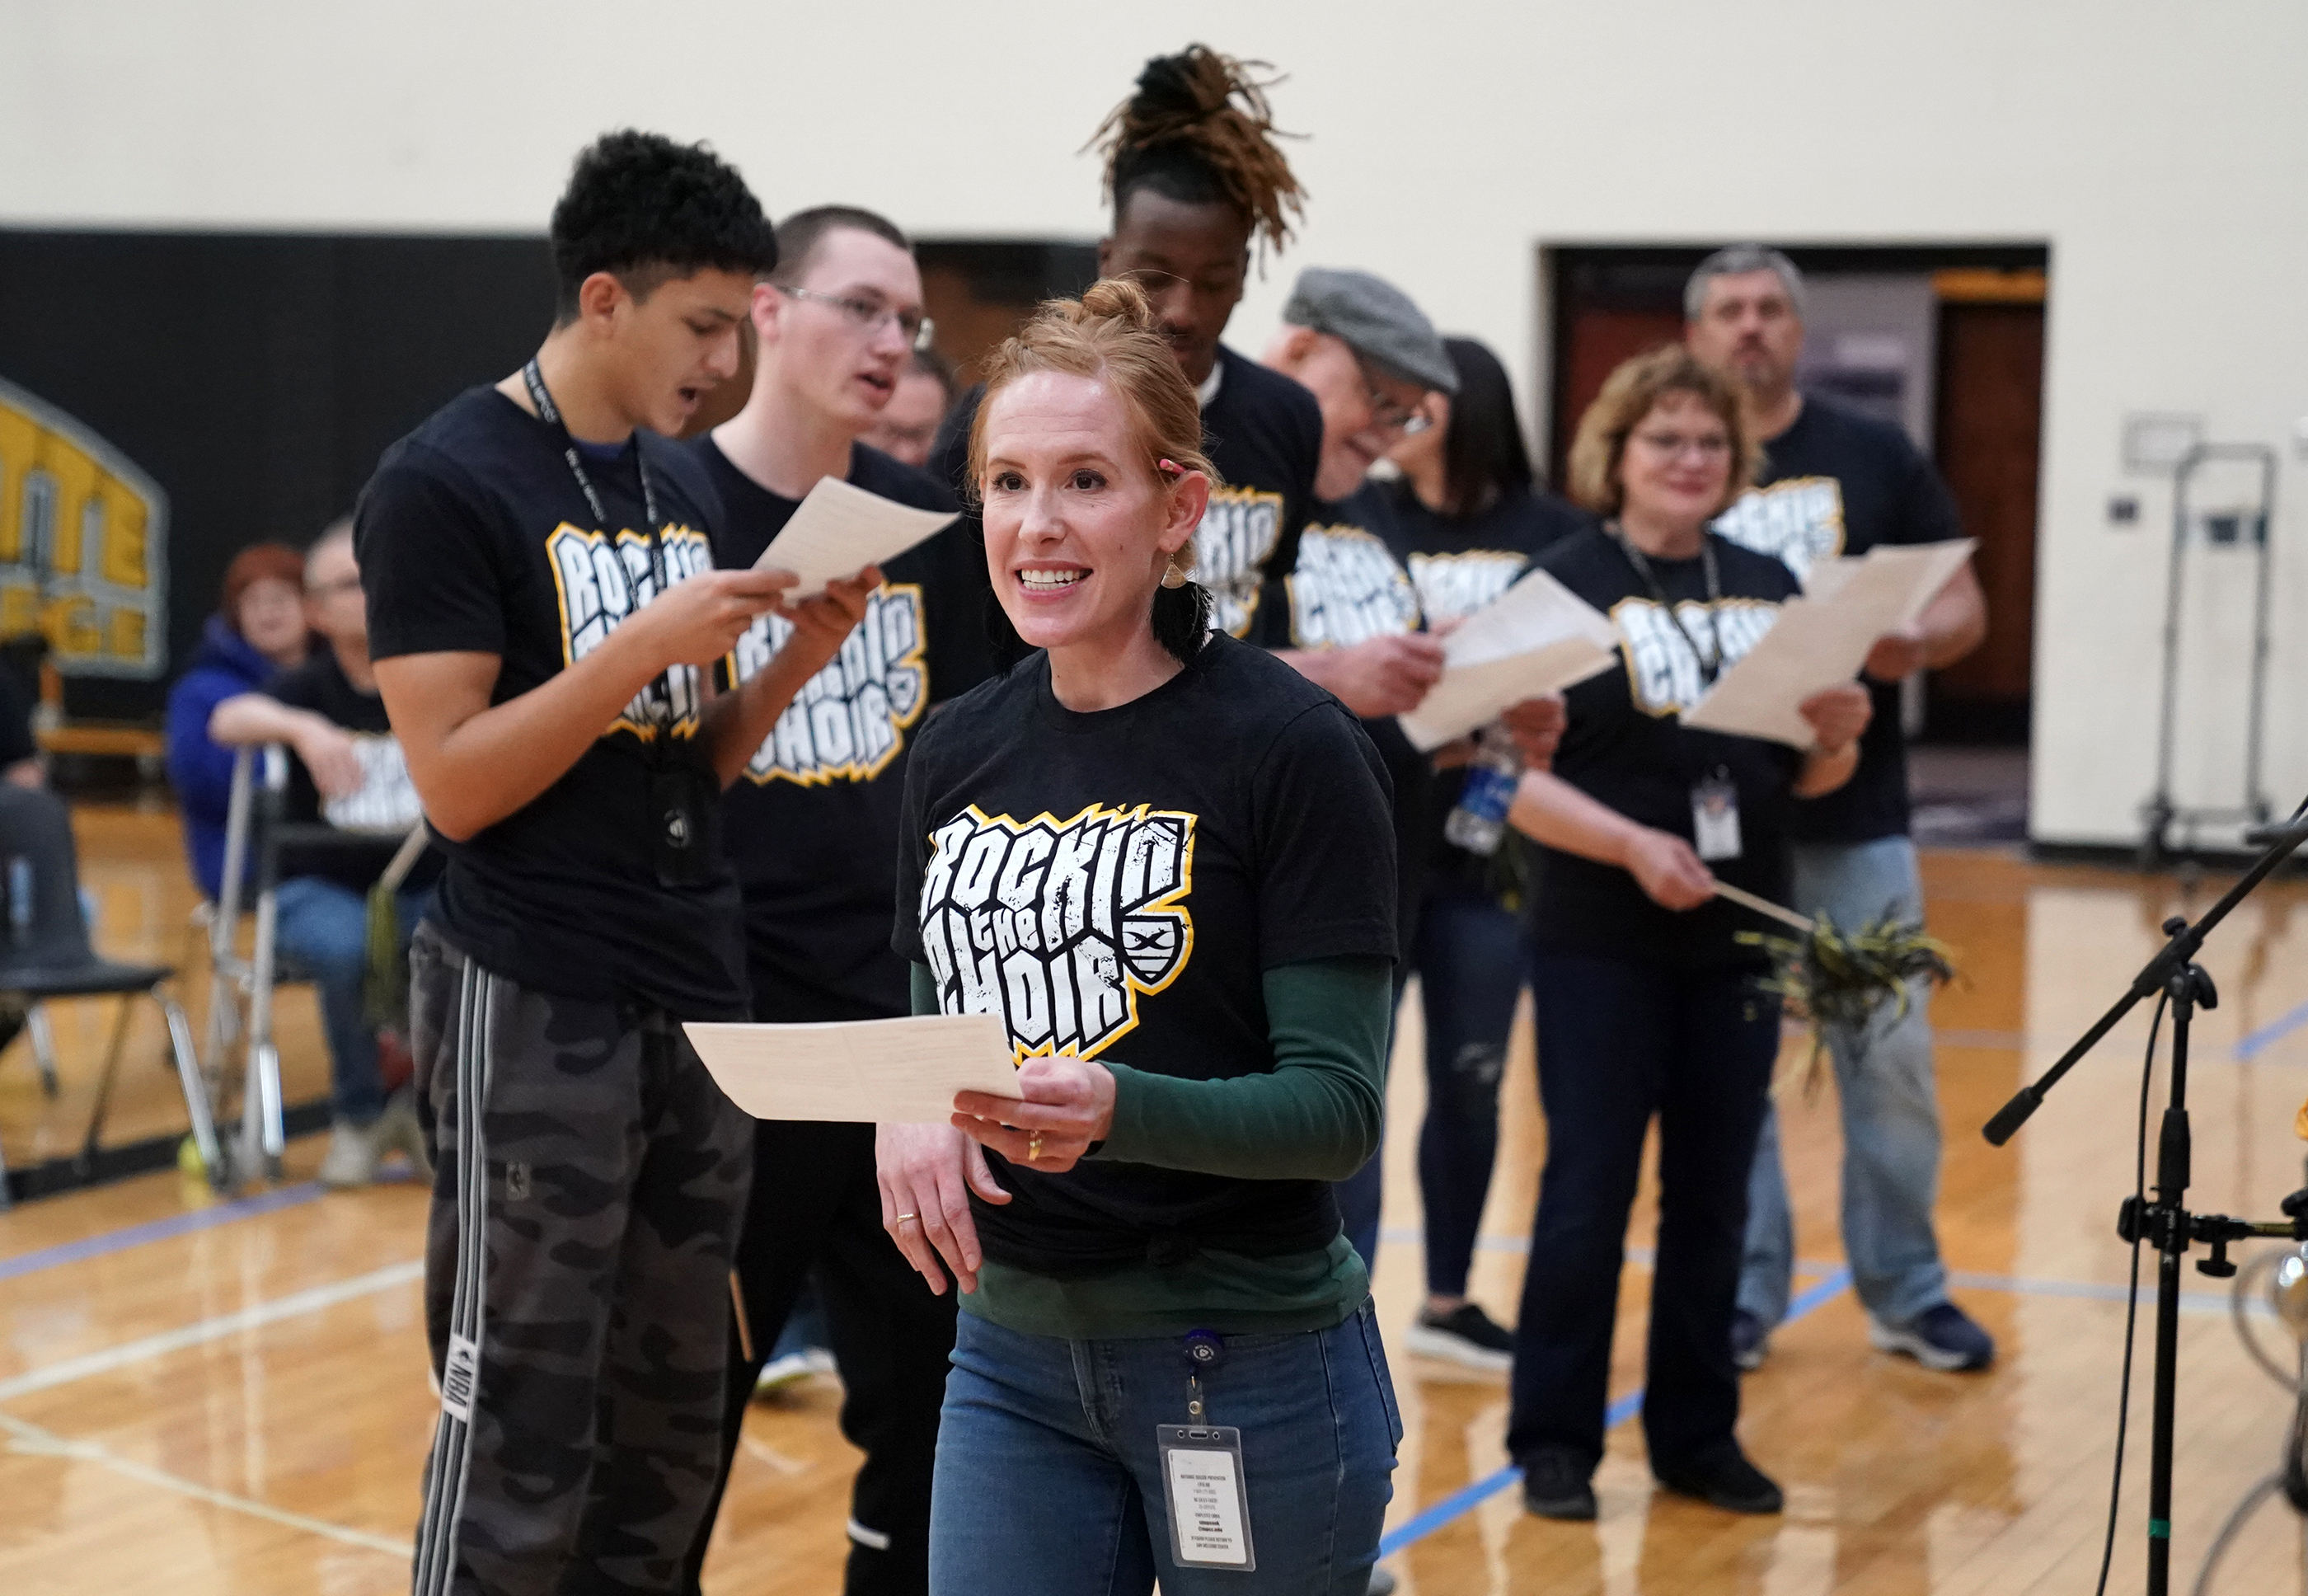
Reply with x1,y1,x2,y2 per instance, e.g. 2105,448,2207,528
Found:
1500,345,1869,1524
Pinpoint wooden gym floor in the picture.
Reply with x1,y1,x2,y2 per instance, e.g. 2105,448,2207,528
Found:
5,804,2308,1594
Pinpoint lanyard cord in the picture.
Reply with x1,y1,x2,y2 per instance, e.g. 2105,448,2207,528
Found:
522,359,681,760
1609,522,1724,688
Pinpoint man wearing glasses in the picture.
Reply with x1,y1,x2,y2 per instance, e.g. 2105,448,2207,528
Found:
682,204,989,1596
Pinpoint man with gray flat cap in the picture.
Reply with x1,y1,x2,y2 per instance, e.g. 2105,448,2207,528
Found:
1260,266,1565,1274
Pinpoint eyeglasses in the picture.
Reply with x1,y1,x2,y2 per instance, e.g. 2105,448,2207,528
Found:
1354,357,1432,437
776,285,935,350
304,575,363,598
1630,430,1732,461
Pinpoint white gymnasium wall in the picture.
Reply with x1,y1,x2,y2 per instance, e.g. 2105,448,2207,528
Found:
7,0,2307,847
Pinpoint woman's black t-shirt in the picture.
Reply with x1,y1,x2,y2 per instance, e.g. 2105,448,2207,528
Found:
892,632,1398,1274
1377,480,1593,899
697,436,992,1023
356,387,748,1021
926,344,1323,641
1528,524,1803,969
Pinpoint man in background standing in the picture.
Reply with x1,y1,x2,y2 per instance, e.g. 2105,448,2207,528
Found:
1686,245,1995,1374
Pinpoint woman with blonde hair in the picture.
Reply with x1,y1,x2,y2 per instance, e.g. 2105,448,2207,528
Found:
880,278,1403,1594
1503,345,1871,1522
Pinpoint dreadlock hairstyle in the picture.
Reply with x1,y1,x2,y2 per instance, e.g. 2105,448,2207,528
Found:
969,278,1221,670
1087,45,1306,261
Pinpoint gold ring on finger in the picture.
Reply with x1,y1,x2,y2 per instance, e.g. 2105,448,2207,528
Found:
893,1213,917,1225
1027,1131,1044,1163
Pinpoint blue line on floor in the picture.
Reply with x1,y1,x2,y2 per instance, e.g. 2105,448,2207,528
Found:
0,1182,325,1284
2234,998,2308,1061
1377,1268,1852,1558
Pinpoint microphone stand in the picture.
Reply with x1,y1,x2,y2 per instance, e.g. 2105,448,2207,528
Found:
1984,810,2308,1596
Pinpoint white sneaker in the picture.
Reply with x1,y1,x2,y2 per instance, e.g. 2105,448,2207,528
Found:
317,1117,388,1189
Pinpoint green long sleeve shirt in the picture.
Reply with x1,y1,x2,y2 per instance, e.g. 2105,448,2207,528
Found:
912,956,1391,1340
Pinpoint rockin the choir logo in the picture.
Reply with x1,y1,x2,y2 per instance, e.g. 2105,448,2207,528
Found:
1613,597,1781,717
736,583,928,785
1287,525,1421,649
1712,476,1846,584
917,801,1197,1063
547,522,714,738
1406,548,1529,627
1189,486,1287,638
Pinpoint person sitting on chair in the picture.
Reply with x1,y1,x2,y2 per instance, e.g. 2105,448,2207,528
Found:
166,542,311,900
209,519,434,1188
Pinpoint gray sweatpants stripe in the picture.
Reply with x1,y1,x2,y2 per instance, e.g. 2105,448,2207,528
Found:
414,959,486,1596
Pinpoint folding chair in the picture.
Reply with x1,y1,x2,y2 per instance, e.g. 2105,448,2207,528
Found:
0,783,214,1209
200,743,419,1190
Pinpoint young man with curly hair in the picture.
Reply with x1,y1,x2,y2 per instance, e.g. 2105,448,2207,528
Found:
357,130,877,1596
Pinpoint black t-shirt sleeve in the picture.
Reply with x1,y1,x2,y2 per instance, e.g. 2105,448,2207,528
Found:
1891,444,1963,547
356,453,510,661
889,714,937,964
1250,703,1399,969
262,660,323,712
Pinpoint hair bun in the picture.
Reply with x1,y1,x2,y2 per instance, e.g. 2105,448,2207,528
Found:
1130,48,1231,124
1077,276,1157,332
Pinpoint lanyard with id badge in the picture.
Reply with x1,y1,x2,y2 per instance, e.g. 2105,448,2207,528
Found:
1611,526,1743,865
1157,1331,1257,1572
523,360,717,889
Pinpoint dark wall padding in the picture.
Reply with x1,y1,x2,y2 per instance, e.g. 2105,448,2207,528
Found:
0,230,554,718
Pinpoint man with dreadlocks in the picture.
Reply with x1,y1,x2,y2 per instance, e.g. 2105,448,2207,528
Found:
933,44,1328,644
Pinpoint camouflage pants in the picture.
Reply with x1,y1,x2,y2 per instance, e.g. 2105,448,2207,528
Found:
407,923,753,1596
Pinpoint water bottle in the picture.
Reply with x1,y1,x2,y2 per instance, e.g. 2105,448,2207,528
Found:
7,856,31,948
1444,723,1525,857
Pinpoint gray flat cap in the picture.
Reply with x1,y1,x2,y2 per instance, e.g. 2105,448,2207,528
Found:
1282,267,1458,395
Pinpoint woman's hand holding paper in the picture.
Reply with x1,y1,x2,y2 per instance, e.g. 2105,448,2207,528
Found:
951,1057,1117,1176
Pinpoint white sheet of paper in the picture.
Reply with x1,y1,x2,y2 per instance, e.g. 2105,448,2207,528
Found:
752,475,959,598
1682,539,1977,748
683,1013,1023,1125
1396,570,1621,752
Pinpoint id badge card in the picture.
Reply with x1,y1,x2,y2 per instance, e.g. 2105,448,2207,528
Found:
1157,1425,1256,1571
1691,772,1743,862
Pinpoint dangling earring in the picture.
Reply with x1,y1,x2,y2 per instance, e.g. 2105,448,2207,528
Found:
1161,561,1188,589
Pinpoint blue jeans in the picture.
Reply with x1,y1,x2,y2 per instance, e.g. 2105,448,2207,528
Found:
1738,835,1949,1329
1507,952,1778,1472
1411,890,1524,1298
931,1304,1401,1595
273,876,428,1127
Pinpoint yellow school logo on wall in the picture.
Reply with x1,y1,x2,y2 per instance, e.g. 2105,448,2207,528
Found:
0,376,169,677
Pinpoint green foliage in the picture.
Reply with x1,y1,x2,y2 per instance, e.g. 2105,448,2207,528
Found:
1739,913,1955,1095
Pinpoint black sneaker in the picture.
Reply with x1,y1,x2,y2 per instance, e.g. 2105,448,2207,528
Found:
1519,1447,1598,1520
1655,1444,1784,1514
1868,1301,1996,1372
1730,1308,1770,1373
1405,1303,1516,1372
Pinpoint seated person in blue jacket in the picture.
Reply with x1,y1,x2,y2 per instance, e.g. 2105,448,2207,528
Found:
166,542,312,894
209,521,435,1188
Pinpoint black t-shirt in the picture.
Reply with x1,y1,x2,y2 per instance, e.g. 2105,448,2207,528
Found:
0,668,35,769
893,632,1397,1274
263,650,439,895
1528,525,1804,969
1376,479,1593,899
355,386,748,1021
1254,481,1433,953
697,436,991,1023
1710,393,1962,844
927,344,1323,642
